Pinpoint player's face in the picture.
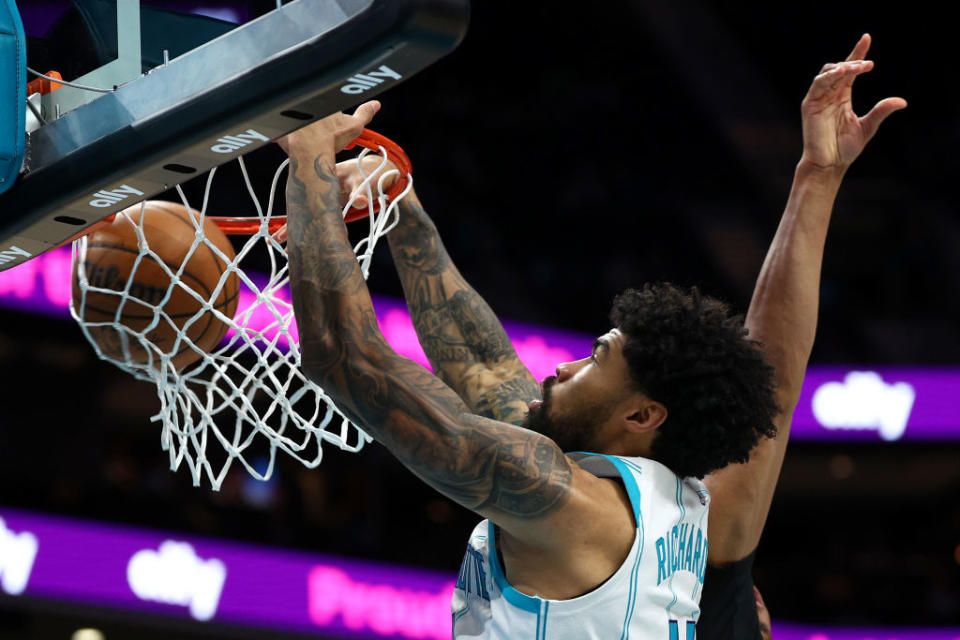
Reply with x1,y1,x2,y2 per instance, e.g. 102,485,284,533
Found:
521,329,634,452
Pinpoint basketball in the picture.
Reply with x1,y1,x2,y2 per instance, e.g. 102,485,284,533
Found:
72,201,240,370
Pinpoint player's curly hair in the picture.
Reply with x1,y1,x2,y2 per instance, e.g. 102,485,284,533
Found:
610,283,778,479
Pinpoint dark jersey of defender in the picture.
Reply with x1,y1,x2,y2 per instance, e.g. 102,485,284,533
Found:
697,549,762,640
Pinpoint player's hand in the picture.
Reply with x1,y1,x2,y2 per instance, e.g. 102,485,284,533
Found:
337,155,403,211
277,101,381,156
272,153,401,242
800,34,906,173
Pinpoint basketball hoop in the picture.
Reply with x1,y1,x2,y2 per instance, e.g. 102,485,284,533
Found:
209,129,414,234
69,129,413,490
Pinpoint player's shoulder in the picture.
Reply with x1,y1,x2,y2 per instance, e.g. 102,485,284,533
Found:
568,452,710,512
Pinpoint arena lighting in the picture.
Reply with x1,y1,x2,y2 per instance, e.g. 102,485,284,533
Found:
2,248,960,442
1,506,958,640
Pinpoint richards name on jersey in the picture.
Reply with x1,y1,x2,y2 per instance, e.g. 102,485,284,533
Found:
655,522,707,585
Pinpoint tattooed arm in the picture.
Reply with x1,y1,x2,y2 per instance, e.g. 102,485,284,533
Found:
387,192,540,424
283,107,631,557
335,155,539,424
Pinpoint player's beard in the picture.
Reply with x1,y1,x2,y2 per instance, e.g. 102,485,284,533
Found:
521,376,607,453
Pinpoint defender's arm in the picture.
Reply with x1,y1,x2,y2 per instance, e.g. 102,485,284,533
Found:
705,35,906,563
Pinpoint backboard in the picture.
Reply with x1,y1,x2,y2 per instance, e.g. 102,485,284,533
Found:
0,0,469,271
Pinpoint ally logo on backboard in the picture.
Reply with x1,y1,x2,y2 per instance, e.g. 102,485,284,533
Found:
811,371,916,441
89,184,146,208
0,516,39,596
340,65,403,94
0,246,32,265
127,540,227,621
210,129,270,154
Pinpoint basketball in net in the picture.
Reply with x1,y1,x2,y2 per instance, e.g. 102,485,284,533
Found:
70,129,412,489
72,201,240,371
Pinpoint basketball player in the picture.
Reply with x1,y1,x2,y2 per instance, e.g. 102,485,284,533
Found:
282,36,902,637
282,118,780,634
315,34,903,638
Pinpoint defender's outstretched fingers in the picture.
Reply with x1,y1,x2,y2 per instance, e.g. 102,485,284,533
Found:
841,59,875,88
846,33,872,62
808,60,872,99
859,96,909,142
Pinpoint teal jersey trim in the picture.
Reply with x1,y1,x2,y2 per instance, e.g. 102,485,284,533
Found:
586,453,643,526
571,453,647,639
664,477,685,617
538,600,550,639
487,520,541,614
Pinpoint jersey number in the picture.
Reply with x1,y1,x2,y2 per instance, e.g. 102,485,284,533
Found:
668,620,695,640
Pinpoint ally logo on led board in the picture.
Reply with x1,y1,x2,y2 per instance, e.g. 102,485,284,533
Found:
811,371,917,441
127,540,227,621
0,516,39,596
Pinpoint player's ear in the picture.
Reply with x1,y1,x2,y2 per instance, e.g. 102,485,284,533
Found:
624,398,667,434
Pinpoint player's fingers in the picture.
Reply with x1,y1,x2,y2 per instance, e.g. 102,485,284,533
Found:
842,59,875,88
352,100,381,127
845,33,871,61
809,65,851,99
859,96,908,141
272,223,288,243
350,193,370,209
811,60,870,97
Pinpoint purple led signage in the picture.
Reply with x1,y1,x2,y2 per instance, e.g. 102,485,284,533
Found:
2,248,959,442
1,506,957,639
771,623,960,640
0,506,454,638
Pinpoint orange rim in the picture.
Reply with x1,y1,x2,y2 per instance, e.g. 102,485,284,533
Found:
211,128,412,235
59,128,410,247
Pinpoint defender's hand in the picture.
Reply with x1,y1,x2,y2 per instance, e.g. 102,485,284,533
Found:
277,101,381,157
800,34,906,173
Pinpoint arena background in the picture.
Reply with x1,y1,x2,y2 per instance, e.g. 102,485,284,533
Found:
1,0,958,638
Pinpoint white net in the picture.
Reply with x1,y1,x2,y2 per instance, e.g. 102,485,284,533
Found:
70,145,411,490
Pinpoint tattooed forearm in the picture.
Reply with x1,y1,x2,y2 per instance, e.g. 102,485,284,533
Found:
306,305,572,518
388,198,541,416
287,155,366,299
286,147,570,520
472,377,540,425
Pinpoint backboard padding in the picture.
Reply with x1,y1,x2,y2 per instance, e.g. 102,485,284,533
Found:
0,0,469,271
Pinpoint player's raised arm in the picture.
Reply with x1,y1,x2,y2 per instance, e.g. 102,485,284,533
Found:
336,156,540,424
282,105,621,548
389,192,541,424
704,34,906,562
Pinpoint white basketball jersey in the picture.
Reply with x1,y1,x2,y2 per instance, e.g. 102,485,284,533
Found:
452,453,710,639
